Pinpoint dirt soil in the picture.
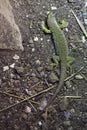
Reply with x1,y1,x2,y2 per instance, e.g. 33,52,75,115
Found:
0,0,87,130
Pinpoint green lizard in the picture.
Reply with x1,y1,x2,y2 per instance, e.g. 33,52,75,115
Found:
41,12,74,110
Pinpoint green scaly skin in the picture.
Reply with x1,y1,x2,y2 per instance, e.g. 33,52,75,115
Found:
42,12,68,110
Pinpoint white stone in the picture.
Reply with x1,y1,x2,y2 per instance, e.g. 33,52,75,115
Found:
75,74,83,80
40,38,43,41
35,60,41,65
34,36,38,41
38,121,42,126
82,35,86,43
13,54,20,60
39,99,47,110
32,48,35,52
3,66,9,71
10,63,15,68
25,106,31,113
65,28,69,32
51,6,57,10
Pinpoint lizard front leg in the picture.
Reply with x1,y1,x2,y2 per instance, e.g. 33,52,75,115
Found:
41,21,51,33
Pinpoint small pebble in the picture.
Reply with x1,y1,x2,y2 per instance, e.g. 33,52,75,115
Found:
64,111,71,120
38,121,42,126
26,14,29,18
32,48,35,52
10,73,15,78
65,28,68,32
36,86,43,91
40,38,43,41
35,60,41,65
13,54,20,60
82,35,86,43
25,90,32,95
39,99,47,110
51,6,57,10
84,18,87,25
3,66,9,71
25,89,29,95
70,108,75,114
21,113,27,120
25,106,31,113
31,73,36,77
33,77,39,83
65,81,72,88
85,2,87,7
15,66,24,74
48,72,59,83
70,43,77,50
10,63,15,68
29,39,33,44
75,74,83,80
34,36,38,41
37,67,43,72
40,71,46,77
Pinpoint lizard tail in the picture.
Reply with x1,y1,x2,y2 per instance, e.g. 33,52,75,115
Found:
43,65,66,110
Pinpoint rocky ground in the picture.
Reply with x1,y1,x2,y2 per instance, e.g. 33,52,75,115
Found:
0,0,87,130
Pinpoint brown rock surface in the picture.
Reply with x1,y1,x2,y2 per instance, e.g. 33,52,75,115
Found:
0,0,24,50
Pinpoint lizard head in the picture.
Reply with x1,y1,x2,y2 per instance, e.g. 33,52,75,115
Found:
47,12,58,29
48,12,54,20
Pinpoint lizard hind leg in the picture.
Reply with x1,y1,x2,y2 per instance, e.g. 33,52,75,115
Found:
67,56,75,74
50,55,60,68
